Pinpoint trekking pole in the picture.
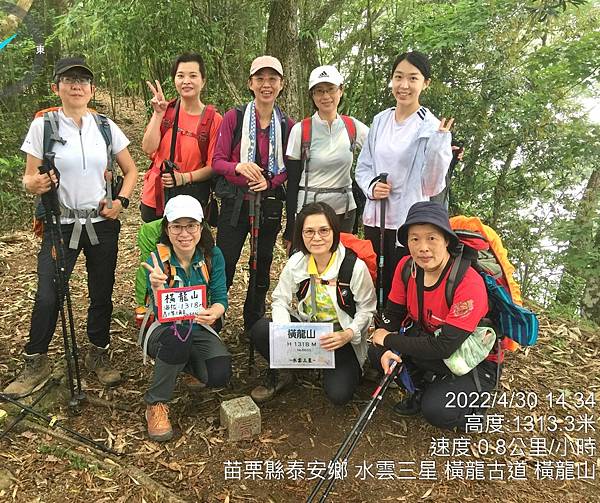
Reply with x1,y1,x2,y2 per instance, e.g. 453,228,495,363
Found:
0,378,59,439
247,190,262,374
160,159,177,205
39,156,85,410
307,359,403,503
377,173,389,316
0,391,120,456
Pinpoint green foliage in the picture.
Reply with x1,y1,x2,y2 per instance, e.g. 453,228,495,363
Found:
0,155,32,230
0,0,598,317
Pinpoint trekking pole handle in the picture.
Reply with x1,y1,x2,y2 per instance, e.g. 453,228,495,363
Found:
380,172,388,184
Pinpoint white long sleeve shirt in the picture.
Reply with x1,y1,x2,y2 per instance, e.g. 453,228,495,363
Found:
355,106,452,235
271,244,377,366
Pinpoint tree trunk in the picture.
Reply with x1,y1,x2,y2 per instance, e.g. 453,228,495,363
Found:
556,167,600,308
266,0,301,120
581,226,600,325
490,144,517,227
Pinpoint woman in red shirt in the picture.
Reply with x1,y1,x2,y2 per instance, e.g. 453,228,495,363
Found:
370,201,499,430
140,53,222,222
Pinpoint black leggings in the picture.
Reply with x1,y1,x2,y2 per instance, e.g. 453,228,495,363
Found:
250,317,362,405
216,197,282,330
363,225,409,309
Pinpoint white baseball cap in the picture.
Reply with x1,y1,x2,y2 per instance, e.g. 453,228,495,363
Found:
308,65,344,90
164,195,204,223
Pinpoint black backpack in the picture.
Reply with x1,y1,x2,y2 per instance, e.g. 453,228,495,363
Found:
295,249,359,318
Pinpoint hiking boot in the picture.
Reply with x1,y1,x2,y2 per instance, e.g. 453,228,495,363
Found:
250,370,294,403
145,403,173,442
84,345,121,386
2,353,51,398
393,389,423,416
181,373,206,391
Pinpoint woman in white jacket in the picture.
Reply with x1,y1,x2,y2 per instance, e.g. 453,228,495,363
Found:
355,51,453,306
249,202,376,405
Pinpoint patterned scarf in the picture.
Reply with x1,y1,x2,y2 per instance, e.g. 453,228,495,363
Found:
239,100,285,176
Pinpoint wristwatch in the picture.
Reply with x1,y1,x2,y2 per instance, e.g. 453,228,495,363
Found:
116,196,130,209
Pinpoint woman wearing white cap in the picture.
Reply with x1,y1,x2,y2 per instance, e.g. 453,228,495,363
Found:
212,55,295,332
285,65,369,242
141,195,229,442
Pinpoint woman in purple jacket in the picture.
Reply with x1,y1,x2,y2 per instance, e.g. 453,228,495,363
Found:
211,55,296,331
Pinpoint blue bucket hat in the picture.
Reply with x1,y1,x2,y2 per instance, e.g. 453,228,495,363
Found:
397,201,459,250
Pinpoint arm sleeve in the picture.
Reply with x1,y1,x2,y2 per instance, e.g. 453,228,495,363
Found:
283,158,302,241
209,246,228,311
354,123,378,200
20,117,44,159
383,323,471,359
376,299,408,331
346,259,377,344
211,109,239,178
270,260,296,323
108,119,131,154
285,122,302,160
421,130,452,197
205,112,224,168
354,119,370,150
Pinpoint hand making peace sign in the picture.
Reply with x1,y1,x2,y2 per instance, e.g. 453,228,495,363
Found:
141,251,168,291
438,117,455,132
146,79,169,116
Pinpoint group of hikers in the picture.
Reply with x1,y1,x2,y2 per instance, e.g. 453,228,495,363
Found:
4,50,507,444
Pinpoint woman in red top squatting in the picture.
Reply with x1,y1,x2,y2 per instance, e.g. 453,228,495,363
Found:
370,201,499,430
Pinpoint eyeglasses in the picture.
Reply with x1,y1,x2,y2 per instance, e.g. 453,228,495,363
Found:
252,76,281,85
59,75,92,85
312,86,339,97
302,227,332,239
168,223,201,235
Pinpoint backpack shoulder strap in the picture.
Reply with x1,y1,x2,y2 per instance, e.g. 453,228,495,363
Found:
160,99,179,137
231,104,248,152
338,248,357,286
91,113,116,201
401,258,412,291
196,105,216,166
340,115,357,152
42,111,64,160
300,117,312,162
92,113,112,150
276,105,290,147
444,245,471,308
336,249,358,317
295,278,310,303
401,258,424,324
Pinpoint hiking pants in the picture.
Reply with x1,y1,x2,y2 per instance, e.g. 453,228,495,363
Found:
368,345,500,430
249,317,362,405
25,219,120,355
144,323,231,404
216,197,282,331
364,226,409,309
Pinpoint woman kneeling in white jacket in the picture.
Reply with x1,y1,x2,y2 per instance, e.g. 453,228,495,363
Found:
249,202,377,405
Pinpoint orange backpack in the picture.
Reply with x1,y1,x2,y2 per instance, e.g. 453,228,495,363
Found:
449,216,522,352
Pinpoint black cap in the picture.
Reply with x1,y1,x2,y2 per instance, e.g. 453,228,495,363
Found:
53,57,94,80
397,201,459,250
